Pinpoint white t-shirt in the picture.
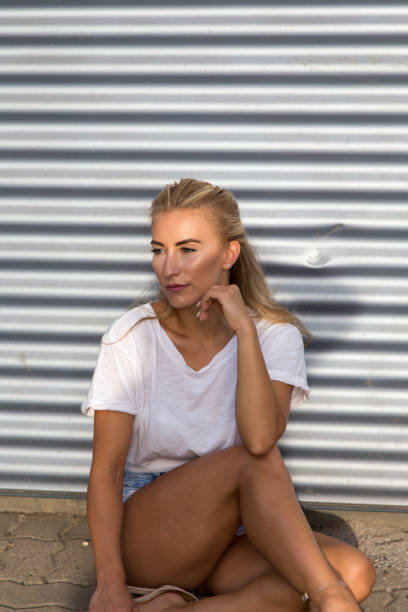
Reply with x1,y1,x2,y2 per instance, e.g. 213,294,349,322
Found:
81,302,310,473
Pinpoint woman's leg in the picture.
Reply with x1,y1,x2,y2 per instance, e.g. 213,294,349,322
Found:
203,531,375,603
131,570,306,612
121,443,363,610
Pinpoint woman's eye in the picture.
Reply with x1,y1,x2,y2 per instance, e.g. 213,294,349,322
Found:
150,247,196,254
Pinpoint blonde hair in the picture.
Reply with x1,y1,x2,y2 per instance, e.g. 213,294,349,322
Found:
103,178,311,345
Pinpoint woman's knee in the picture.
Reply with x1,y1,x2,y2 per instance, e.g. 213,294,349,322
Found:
318,533,376,604
237,442,288,484
344,550,376,603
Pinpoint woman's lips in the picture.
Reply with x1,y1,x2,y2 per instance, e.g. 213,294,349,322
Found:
165,284,189,292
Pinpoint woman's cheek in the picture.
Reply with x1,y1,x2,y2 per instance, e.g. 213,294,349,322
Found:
196,258,222,285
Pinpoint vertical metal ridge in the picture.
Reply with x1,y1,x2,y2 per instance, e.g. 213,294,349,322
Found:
0,2,407,506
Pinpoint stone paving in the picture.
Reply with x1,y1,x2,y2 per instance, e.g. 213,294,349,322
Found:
0,496,406,611
303,508,408,612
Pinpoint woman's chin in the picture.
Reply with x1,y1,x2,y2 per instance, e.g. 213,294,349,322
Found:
166,294,198,310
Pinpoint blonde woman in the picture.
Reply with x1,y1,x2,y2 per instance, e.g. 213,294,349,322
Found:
82,178,375,612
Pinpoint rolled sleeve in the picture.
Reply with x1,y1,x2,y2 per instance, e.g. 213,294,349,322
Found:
81,332,138,417
260,324,310,407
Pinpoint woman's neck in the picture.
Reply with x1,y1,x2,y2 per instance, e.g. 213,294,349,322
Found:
152,299,230,341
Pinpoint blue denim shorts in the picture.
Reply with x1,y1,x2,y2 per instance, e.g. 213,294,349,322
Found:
123,469,246,537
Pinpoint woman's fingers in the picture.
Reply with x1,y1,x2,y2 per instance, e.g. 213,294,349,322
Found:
196,284,252,331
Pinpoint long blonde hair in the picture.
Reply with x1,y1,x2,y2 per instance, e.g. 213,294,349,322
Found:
103,178,311,344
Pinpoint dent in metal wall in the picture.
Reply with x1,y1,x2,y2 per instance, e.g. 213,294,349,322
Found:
0,1,407,507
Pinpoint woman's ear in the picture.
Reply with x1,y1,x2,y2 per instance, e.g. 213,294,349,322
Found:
223,240,240,269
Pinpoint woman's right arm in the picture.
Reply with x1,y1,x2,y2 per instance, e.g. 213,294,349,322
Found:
87,410,137,611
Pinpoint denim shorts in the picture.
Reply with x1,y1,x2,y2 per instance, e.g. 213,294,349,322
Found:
123,469,246,537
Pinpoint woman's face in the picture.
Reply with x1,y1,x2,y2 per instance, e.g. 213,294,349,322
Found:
150,208,230,308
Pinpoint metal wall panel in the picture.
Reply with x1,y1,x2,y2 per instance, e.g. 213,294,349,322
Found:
0,1,407,507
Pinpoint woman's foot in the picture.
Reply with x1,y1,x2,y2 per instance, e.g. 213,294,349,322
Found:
309,581,360,612
134,591,193,611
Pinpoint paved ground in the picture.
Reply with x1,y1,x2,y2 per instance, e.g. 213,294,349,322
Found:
0,495,406,611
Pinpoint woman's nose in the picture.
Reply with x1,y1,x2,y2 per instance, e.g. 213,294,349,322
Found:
163,252,180,277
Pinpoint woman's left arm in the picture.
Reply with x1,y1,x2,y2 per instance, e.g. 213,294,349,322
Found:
198,283,293,455
235,319,293,455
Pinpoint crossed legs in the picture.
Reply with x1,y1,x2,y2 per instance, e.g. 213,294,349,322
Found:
198,530,374,611
121,444,375,611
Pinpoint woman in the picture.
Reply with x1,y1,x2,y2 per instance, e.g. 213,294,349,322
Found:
82,178,375,612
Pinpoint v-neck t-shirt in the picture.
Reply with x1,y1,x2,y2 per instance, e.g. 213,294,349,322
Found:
81,302,310,473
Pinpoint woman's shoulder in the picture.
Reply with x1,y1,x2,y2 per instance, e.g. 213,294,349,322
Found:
253,316,303,343
103,302,154,344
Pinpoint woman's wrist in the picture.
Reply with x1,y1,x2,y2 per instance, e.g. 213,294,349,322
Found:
96,563,127,587
235,316,256,338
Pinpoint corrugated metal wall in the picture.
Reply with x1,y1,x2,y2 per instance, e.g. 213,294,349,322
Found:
1,1,407,507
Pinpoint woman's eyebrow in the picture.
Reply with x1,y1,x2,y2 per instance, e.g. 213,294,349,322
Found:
150,239,202,246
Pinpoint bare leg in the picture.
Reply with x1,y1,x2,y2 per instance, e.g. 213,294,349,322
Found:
237,449,362,610
121,444,362,611
135,569,306,612
203,531,375,604
134,566,360,612
132,529,374,612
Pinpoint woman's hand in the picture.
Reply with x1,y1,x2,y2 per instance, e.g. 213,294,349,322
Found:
88,584,138,611
196,283,253,333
